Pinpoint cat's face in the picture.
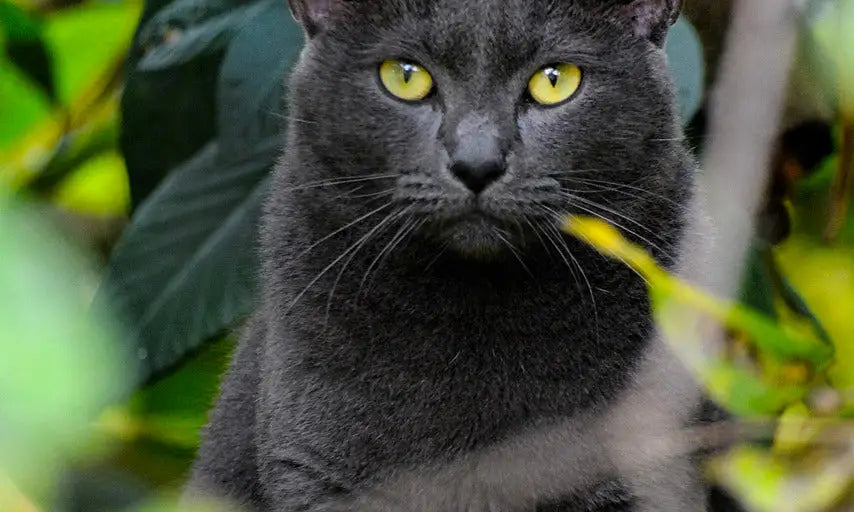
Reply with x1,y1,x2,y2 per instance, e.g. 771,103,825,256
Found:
283,0,689,260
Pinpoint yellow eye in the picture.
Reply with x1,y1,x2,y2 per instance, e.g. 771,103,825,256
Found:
527,63,582,106
379,60,434,102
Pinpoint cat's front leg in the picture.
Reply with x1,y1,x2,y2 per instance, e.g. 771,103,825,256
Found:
184,316,266,508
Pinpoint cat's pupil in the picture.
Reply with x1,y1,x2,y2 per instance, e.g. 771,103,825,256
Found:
401,63,416,83
545,67,559,87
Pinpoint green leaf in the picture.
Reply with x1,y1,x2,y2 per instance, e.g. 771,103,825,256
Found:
5,38,55,100
0,0,38,41
121,0,254,207
136,0,260,71
51,150,130,216
216,0,301,159
739,243,778,319
97,139,277,383
666,16,705,126
0,0,56,101
652,288,810,416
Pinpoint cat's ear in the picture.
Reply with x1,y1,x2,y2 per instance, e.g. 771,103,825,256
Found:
286,0,342,37
615,0,681,46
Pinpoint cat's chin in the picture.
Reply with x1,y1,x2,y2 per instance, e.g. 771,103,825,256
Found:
435,213,518,261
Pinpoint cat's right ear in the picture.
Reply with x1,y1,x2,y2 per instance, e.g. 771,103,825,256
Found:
286,0,340,37
612,0,681,46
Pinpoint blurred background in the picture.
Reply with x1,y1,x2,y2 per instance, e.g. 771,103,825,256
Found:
0,0,852,511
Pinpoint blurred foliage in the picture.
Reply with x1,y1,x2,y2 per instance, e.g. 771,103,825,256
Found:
0,189,132,507
0,0,852,511
563,216,852,511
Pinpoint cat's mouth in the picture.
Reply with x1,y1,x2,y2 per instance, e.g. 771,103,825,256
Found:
424,207,523,259
399,183,559,260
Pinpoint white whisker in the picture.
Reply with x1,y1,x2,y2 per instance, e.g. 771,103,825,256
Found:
322,210,406,322
492,229,532,277
287,208,399,315
359,210,420,297
281,173,398,194
557,176,684,209
538,206,600,338
296,202,394,260
557,192,671,259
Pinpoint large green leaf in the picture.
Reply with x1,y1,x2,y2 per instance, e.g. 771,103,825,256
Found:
216,0,300,159
97,139,277,382
120,0,264,208
107,0,301,381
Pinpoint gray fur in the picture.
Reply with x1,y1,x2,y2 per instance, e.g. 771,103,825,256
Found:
188,1,731,510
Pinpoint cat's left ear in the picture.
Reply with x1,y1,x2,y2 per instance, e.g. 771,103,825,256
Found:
286,0,343,37
615,0,681,46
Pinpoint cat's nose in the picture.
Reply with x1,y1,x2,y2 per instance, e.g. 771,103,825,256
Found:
446,112,507,194
449,130,506,194
450,158,505,194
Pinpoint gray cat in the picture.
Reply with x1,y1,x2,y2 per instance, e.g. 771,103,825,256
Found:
187,0,737,510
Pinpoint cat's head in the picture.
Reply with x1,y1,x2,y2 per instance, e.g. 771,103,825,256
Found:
279,0,691,261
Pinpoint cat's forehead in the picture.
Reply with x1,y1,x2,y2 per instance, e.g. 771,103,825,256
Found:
351,0,604,76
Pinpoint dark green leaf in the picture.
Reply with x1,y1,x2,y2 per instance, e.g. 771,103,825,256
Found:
121,53,222,208
739,242,832,345
739,243,778,319
136,0,264,71
217,0,301,159
0,0,39,40
666,16,705,126
97,139,277,383
121,0,273,207
0,0,57,101
110,0,300,380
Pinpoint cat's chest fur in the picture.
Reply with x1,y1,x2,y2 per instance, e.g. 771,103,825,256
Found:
257,246,654,486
